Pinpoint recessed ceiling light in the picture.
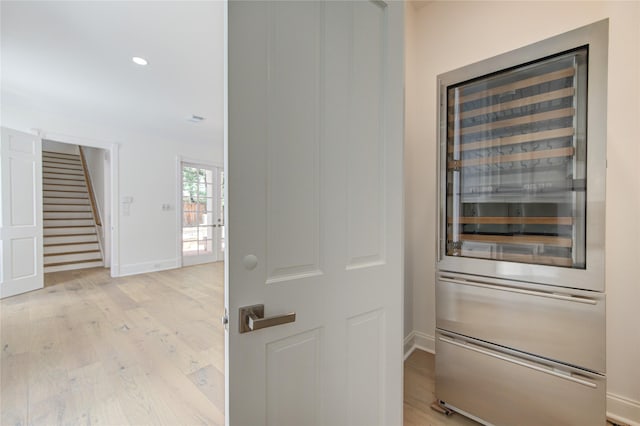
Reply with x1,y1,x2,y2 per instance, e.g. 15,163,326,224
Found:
132,56,148,66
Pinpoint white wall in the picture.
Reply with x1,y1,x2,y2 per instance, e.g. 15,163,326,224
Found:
404,1,640,423
3,102,223,276
83,146,105,225
83,146,108,264
42,139,79,155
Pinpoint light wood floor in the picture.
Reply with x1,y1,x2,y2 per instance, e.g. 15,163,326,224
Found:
1,263,225,425
1,263,476,425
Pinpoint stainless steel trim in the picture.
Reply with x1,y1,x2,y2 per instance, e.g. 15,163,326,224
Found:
239,304,296,333
438,276,596,305
438,336,597,388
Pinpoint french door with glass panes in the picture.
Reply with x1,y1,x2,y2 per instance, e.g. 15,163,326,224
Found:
181,163,224,266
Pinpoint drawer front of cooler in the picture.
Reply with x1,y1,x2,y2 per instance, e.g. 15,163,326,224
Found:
436,272,605,373
436,331,606,426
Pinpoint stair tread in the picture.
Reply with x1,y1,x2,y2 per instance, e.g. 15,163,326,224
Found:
42,175,84,180
43,196,89,198
42,151,80,157
45,258,103,268
44,249,101,257
42,160,82,166
44,232,96,240
44,241,98,247
44,219,94,221
44,225,95,229
44,218,93,220
43,159,81,163
42,171,84,176
43,181,86,185
42,196,89,199
44,211,92,213
42,167,82,170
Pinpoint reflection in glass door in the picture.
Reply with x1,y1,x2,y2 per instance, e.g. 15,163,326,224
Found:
181,163,224,266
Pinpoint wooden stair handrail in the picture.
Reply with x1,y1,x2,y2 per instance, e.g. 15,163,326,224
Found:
78,146,102,227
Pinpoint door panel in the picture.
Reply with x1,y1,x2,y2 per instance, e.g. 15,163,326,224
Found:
347,1,386,269
347,309,385,426
227,1,404,425
266,328,322,426
265,0,321,284
11,238,37,278
10,157,37,226
1,127,43,298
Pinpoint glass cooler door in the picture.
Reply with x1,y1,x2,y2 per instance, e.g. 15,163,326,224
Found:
446,48,588,269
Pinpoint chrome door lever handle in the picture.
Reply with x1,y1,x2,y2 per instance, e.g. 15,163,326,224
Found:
239,304,296,333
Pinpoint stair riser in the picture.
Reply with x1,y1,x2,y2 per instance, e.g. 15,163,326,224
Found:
43,204,92,212
42,161,82,170
43,197,90,205
42,157,81,166
42,151,80,159
44,261,103,273
44,243,100,254
43,178,87,187
45,219,95,227
43,185,87,193
44,234,98,244
42,159,83,172
43,191,89,199
44,227,96,236
44,212,93,219
43,173,84,181
44,251,102,264
43,167,84,175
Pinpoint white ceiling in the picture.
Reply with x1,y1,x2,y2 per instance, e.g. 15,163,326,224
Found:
1,1,224,146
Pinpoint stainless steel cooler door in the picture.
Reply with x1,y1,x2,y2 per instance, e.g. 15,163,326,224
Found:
436,331,606,426
437,20,608,292
436,272,605,373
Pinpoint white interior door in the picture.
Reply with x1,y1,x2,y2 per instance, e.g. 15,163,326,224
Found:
0,127,44,298
226,1,404,425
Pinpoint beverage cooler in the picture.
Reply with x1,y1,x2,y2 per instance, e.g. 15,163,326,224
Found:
435,20,608,426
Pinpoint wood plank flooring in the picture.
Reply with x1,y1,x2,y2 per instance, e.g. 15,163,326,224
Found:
1,264,225,426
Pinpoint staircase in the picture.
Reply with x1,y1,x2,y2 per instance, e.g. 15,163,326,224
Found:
43,149,104,273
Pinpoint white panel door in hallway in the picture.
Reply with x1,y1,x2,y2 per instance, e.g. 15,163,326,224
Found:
0,127,43,298
227,1,404,425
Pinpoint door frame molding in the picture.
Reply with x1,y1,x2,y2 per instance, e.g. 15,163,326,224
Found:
176,155,223,267
40,131,121,277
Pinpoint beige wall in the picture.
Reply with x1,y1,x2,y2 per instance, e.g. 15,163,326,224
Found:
404,1,640,422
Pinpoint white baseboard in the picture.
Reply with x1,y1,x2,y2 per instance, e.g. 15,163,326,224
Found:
608,392,640,426
403,330,435,360
117,258,180,277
